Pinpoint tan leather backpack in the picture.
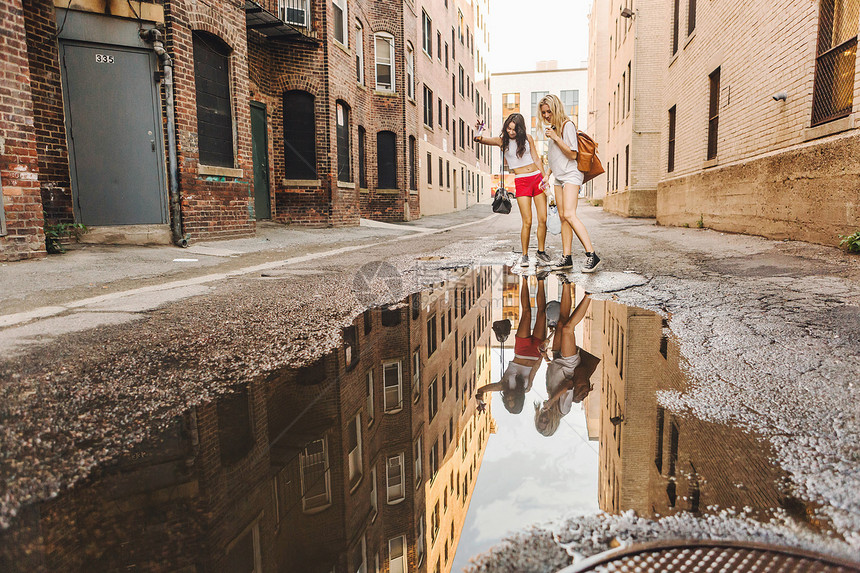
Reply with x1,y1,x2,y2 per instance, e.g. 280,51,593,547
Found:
576,130,605,184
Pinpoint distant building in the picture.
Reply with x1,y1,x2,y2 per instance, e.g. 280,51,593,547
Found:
490,63,588,191
415,0,494,216
587,0,860,245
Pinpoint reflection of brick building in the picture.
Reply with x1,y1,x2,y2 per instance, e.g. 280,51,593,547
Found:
0,269,494,572
588,301,819,527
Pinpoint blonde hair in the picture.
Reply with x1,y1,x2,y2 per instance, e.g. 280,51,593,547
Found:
534,401,564,437
538,94,575,135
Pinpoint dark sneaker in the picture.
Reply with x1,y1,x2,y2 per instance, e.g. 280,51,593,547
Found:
536,250,552,265
535,269,550,281
581,252,602,273
520,254,530,267
551,255,573,270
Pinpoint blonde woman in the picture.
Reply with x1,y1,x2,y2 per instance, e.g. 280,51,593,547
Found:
538,94,602,272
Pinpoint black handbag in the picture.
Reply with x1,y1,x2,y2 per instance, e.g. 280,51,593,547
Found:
491,148,512,214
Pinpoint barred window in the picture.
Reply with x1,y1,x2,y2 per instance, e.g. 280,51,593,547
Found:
811,0,859,125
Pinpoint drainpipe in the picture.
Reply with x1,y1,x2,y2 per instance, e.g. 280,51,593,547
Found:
141,28,188,247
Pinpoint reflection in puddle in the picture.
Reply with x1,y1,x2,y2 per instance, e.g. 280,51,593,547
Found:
0,265,830,572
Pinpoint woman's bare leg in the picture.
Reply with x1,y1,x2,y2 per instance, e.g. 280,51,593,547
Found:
559,183,594,253
533,191,548,252
553,280,572,353
516,195,533,255
559,283,579,357
532,276,547,342
516,276,532,338
554,185,573,256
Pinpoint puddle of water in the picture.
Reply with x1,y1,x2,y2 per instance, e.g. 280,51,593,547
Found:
0,265,832,572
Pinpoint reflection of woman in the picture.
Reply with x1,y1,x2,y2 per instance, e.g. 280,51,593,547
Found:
535,282,600,436
476,275,548,413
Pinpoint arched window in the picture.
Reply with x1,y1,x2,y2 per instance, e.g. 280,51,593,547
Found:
377,131,397,189
283,91,316,180
336,101,352,182
375,33,395,92
193,32,233,167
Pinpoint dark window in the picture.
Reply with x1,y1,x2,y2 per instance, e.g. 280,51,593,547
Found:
687,0,696,34
428,377,438,421
627,62,632,113
193,32,233,168
439,157,443,185
358,126,367,187
707,67,720,160
381,306,401,326
445,42,449,69
811,0,858,125
427,152,433,185
458,66,465,96
364,307,372,334
283,90,317,179
437,31,442,60
625,144,629,187
672,0,680,54
218,386,253,466
423,85,434,127
459,119,465,149
336,101,351,182
377,131,397,189
438,98,443,128
410,136,417,190
667,106,676,172
446,161,450,187
427,314,437,356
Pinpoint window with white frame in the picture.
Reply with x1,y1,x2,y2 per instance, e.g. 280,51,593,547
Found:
278,0,309,26
389,536,406,573
225,521,262,572
301,438,332,513
406,43,415,100
356,20,365,84
422,10,433,56
370,466,378,519
416,514,426,564
386,453,405,503
413,435,423,486
383,361,403,412
333,0,348,45
375,34,395,92
347,414,363,488
412,350,421,402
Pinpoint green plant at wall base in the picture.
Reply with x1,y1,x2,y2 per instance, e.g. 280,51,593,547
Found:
840,231,860,253
45,223,88,254
696,215,704,229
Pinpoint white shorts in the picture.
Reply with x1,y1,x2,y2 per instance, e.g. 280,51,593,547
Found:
555,171,584,187
546,351,581,394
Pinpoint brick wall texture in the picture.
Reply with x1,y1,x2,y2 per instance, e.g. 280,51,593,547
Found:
1,0,484,260
588,0,860,244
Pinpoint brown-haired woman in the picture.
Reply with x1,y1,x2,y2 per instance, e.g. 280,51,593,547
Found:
475,113,551,268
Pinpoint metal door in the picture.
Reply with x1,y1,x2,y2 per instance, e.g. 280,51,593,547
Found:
60,42,167,225
251,102,271,219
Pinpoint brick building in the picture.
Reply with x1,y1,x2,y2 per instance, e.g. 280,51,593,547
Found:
1,0,483,262
0,269,495,572
416,0,494,216
589,301,822,527
588,0,860,245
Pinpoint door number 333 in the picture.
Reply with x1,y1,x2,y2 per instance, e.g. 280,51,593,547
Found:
95,54,115,64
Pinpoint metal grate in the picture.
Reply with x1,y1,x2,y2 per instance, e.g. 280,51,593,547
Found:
573,540,860,572
811,0,859,126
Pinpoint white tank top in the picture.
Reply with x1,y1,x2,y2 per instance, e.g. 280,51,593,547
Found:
503,138,533,169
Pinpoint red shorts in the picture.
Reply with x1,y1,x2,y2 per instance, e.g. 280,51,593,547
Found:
514,172,544,198
514,335,541,358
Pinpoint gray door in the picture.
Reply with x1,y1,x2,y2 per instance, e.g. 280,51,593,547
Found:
250,102,271,219
61,42,167,225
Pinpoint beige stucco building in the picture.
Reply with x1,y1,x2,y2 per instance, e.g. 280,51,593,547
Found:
588,0,860,245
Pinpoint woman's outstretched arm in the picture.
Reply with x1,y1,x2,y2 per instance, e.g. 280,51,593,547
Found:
474,134,503,146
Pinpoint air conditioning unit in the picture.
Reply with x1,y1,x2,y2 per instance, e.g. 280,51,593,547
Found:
278,1,308,27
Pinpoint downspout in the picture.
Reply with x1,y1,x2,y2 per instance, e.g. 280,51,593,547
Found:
141,28,189,247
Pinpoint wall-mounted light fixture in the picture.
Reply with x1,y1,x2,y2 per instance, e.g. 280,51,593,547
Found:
772,92,788,102
620,7,635,18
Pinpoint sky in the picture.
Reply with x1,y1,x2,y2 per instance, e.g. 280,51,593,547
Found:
487,0,592,74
